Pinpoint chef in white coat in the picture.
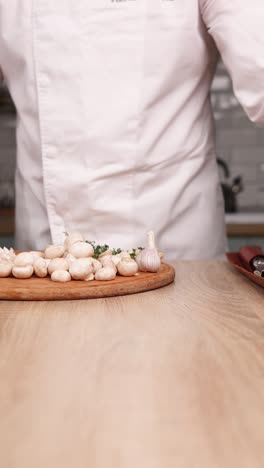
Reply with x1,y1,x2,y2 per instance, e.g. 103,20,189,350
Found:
0,1,263,259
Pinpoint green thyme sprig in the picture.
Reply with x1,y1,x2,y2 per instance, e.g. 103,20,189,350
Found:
86,241,144,260
129,247,143,260
112,248,122,256
86,241,109,259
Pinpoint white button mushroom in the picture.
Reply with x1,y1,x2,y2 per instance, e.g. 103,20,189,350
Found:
91,258,102,273
68,241,94,258
45,244,65,259
99,248,112,259
14,252,35,267
51,270,71,283
84,272,95,282
12,265,34,279
48,258,69,275
100,254,112,265
100,254,117,265
63,253,76,268
117,258,139,277
120,251,131,259
100,256,117,273
34,257,48,278
69,258,93,280
0,261,13,278
63,231,85,251
111,254,122,267
30,251,45,261
95,266,116,281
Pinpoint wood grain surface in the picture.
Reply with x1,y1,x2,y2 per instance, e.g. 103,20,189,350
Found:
0,260,264,468
0,263,175,301
226,223,264,236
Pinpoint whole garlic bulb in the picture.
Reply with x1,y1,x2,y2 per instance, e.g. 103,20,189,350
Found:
117,258,138,277
136,231,161,273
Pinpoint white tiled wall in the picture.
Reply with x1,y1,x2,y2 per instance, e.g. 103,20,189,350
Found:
0,60,264,210
212,61,264,210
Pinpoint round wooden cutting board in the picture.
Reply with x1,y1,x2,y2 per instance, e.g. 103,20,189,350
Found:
0,262,175,301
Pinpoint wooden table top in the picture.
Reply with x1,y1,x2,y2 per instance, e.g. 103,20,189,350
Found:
0,260,264,468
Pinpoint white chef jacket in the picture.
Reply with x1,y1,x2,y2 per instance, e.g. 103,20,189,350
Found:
0,0,263,259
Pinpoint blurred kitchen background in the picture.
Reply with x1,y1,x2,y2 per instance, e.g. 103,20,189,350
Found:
0,61,264,250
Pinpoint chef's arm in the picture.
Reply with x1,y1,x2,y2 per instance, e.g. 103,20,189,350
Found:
200,0,264,124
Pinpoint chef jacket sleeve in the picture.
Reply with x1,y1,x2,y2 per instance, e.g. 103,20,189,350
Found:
200,0,264,124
